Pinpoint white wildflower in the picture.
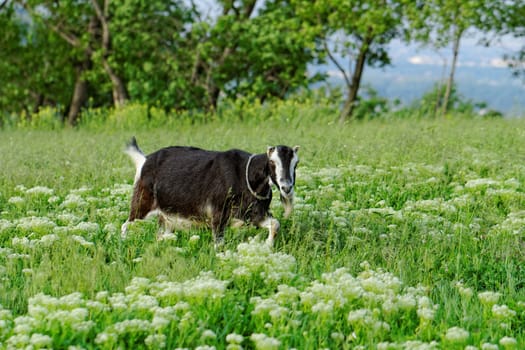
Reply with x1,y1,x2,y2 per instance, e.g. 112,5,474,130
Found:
74,221,99,233
311,300,334,315
12,236,32,248
250,333,280,350
104,223,117,234
30,333,53,347
464,178,499,189
201,329,217,340
59,292,84,307
145,334,167,349
26,186,54,196
347,309,372,324
499,336,517,348
95,332,118,345
455,281,473,299
16,216,57,232
72,320,95,333
478,291,501,306
38,233,59,246
492,304,516,320
69,307,89,322
226,333,244,344
397,294,417,309
61,194,87,208
0,219,14,233
48,195,60,204
6,334,30,348
8,196,24,204
56,213,80,225
444,326,469,343
331,332,344,341
112,319,151,334
71,235,94,247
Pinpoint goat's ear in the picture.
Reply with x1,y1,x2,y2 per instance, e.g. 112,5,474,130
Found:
267,146,275,156
293,145,300,153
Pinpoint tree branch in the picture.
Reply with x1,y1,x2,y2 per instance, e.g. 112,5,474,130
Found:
21,2,89,51
243,0,257,19
323,38,352,88
90,0,110,51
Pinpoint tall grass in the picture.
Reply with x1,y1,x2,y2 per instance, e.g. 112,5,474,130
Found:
1,107,524,349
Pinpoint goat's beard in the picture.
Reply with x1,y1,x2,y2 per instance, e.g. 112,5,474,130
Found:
280,193,294,218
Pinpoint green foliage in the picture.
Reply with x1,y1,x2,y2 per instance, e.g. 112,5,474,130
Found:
351,86,394,120
392,83,504,119
16,107,64,130
0,2,74,117
0,0,523,125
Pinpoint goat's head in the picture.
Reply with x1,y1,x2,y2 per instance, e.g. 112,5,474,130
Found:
267,145,300,218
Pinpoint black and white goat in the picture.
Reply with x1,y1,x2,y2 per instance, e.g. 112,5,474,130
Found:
121,137,299,245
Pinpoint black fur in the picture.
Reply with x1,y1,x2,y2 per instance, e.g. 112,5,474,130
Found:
124,138,298,243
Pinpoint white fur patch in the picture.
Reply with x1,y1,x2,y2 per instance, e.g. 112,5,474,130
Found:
269,148,299,199
259,217,280,245
121,221,130,238
269,151,287,195
289,152,299,184
125,146,146,185
160,211,202,231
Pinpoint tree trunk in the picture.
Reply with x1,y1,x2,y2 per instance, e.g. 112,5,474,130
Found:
91,0,128,108
200,1,256,112
441,27,463,116
68,79,87,126
67,55,91,126
102,59,128,107
32,93,45,114
339,39,370,123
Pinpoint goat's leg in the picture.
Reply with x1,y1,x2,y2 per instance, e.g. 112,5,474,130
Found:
157,213,175,240
257,216,280,246
281,194,294,219
211,213,228,246
211,197,234,246
121,181,155,238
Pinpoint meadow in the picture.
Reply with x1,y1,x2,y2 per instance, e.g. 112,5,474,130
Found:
1,105,525,349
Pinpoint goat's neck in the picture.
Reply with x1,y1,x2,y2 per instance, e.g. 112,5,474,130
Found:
247,154,271,192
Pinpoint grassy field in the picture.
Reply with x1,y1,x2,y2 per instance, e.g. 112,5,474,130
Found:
1,112,525,349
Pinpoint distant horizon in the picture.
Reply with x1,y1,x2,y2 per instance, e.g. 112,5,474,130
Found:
313,35,525,116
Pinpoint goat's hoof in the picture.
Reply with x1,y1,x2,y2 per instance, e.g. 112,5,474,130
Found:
157,232,177,241
213,236,225,250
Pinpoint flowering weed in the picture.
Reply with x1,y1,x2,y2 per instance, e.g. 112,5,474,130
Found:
1,118,525,348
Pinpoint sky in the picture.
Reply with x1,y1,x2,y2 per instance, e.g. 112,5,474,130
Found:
322,34,525,116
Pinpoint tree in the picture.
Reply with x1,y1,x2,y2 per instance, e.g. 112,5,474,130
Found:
13,0,195,124
498,1,525,80
0,2,74,121
292,0,407,122
408,0,512,116
101,0,199,110
20,0,130,123
186,0,320,111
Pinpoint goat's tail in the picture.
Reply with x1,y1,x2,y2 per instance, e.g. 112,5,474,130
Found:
124,136,146,185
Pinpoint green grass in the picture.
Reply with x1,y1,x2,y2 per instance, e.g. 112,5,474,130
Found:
1,112,525,349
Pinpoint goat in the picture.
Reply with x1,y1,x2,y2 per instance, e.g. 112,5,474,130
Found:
121,137,299,245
